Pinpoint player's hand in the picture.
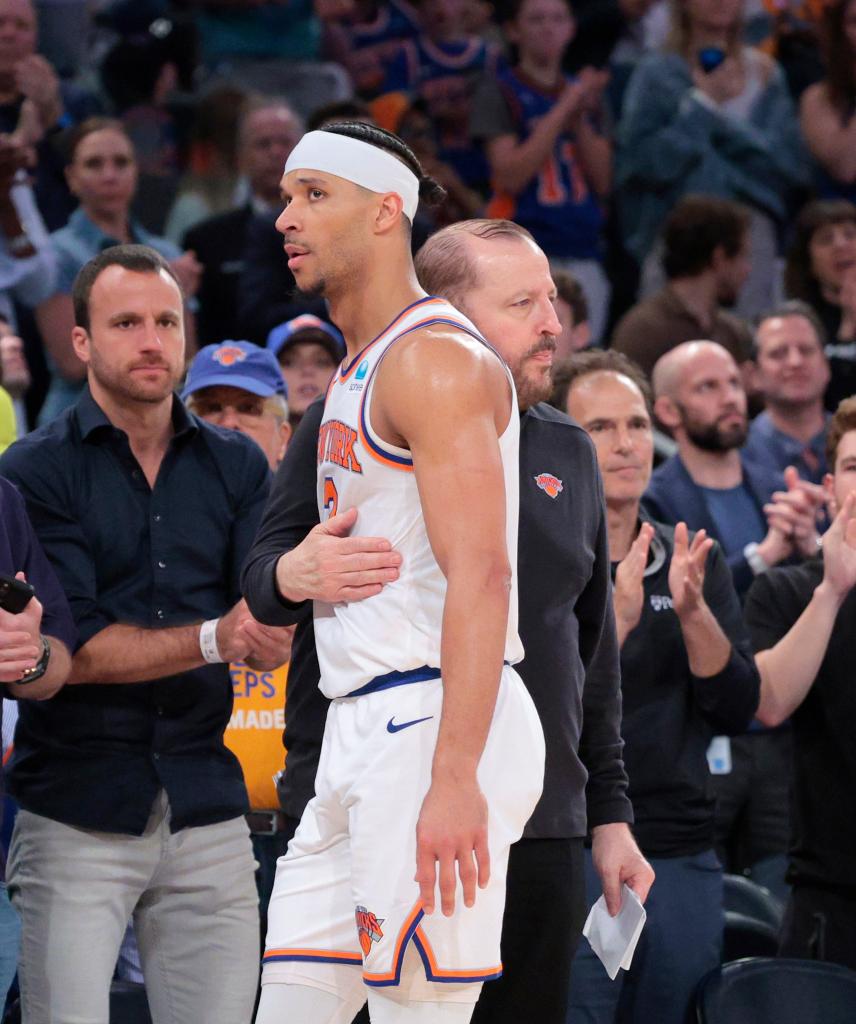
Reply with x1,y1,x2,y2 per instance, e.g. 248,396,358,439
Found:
0,571,43,681
242,621,295,670
275,507,402,604
415,770,490,917
669,522,713,620
612,522,654,647
591,822,655,916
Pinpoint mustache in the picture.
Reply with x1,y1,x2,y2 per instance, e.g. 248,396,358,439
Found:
526,336,557,358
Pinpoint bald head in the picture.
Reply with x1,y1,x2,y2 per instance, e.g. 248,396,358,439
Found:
652,340,737,400
653,340,748,454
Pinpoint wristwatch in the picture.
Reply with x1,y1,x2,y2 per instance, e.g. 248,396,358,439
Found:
743,541,769,576
17,635,50,684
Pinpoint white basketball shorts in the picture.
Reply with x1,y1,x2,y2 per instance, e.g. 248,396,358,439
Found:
262,665,545,1000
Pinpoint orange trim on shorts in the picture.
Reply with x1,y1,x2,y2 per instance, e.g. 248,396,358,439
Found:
263,947,362,967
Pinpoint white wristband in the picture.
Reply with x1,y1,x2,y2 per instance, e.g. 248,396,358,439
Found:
200,618,224,664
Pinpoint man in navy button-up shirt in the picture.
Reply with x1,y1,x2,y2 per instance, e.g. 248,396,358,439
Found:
0,244,292,1024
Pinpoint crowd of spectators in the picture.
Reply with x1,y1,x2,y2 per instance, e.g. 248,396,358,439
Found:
0,0,854,1020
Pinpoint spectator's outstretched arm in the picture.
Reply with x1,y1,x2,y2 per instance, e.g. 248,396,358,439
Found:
800,82,856,185
684,534,760,734
749,492,856,726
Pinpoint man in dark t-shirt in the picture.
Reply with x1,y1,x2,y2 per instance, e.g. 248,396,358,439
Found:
745,396,856,970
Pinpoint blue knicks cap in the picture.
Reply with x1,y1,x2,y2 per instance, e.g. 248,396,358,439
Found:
266,314,345,362
181,341,286,399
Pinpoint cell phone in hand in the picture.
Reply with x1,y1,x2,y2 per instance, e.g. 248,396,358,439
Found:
698,47,726,74
0,573,34,614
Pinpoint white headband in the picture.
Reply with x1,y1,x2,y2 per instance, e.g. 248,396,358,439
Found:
284,130,420,222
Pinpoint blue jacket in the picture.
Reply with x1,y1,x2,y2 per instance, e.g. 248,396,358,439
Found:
616,50,808,262
643,452,784,597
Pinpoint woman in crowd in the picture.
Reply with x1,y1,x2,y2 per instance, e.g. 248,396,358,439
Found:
617,0,807,318
35,118,200,425
785,198,856,408
471,0,613,342
799,0,856,203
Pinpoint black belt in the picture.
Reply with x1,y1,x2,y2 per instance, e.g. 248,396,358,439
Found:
246,810,287,836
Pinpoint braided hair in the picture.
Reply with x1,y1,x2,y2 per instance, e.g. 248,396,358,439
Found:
320,121,447,209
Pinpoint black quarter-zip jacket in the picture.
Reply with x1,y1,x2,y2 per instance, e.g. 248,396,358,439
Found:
242,400,634,837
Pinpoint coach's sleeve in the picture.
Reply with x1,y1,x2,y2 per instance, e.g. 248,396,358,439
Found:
242,398,324,626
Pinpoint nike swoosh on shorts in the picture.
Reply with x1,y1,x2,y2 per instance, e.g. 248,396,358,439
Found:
386,715,434,734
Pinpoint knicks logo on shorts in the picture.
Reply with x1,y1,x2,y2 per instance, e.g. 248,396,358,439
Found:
355,905,385,956
211,344,248,366
534,472,563,498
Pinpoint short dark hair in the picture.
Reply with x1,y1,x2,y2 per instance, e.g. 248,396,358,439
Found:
753,299,828,359
661,195,750,279
320,121,446,208
785,199,856,304
551,268,588,324
550,349,653,414
72,244,183,332
827,395,856,469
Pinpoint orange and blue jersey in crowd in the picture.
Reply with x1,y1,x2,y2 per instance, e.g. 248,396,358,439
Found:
486,65,604,262
344,0,421,95
382,34,498,189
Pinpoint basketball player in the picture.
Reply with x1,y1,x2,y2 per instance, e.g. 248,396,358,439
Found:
255,124,546,1024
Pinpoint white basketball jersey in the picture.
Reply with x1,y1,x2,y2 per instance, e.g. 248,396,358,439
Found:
314,296,524,699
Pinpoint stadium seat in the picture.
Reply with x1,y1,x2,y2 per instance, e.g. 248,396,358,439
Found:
722,912,780,962
723,873,784,929
696,957,856,1024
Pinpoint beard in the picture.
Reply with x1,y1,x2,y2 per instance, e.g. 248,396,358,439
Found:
509,337,557,411
89,349,179,405
295,273,327,299
681,409,748,452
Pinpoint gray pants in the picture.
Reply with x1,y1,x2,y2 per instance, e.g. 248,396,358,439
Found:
8,791,260,1024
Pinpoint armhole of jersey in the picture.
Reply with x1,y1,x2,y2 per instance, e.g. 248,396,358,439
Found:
359,347,415,472
358,316,516,470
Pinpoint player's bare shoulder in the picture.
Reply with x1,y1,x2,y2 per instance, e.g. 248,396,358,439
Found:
375,321,511,431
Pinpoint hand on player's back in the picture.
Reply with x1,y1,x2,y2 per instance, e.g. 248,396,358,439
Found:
275,506,402,604
415,771,490,917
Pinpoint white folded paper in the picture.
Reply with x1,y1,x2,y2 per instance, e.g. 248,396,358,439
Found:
582,883,647,980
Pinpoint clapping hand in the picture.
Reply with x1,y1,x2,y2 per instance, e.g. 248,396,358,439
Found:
668,522,713,619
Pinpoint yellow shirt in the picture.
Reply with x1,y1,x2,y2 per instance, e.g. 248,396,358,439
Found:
0,387,16,453
225,660,288,811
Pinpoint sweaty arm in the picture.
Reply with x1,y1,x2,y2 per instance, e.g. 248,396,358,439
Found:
374,328,514,916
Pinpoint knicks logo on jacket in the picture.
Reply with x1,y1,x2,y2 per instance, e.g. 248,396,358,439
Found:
318,418,363,474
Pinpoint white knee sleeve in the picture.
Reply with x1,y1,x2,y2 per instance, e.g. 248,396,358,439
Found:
255,982,365,1024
